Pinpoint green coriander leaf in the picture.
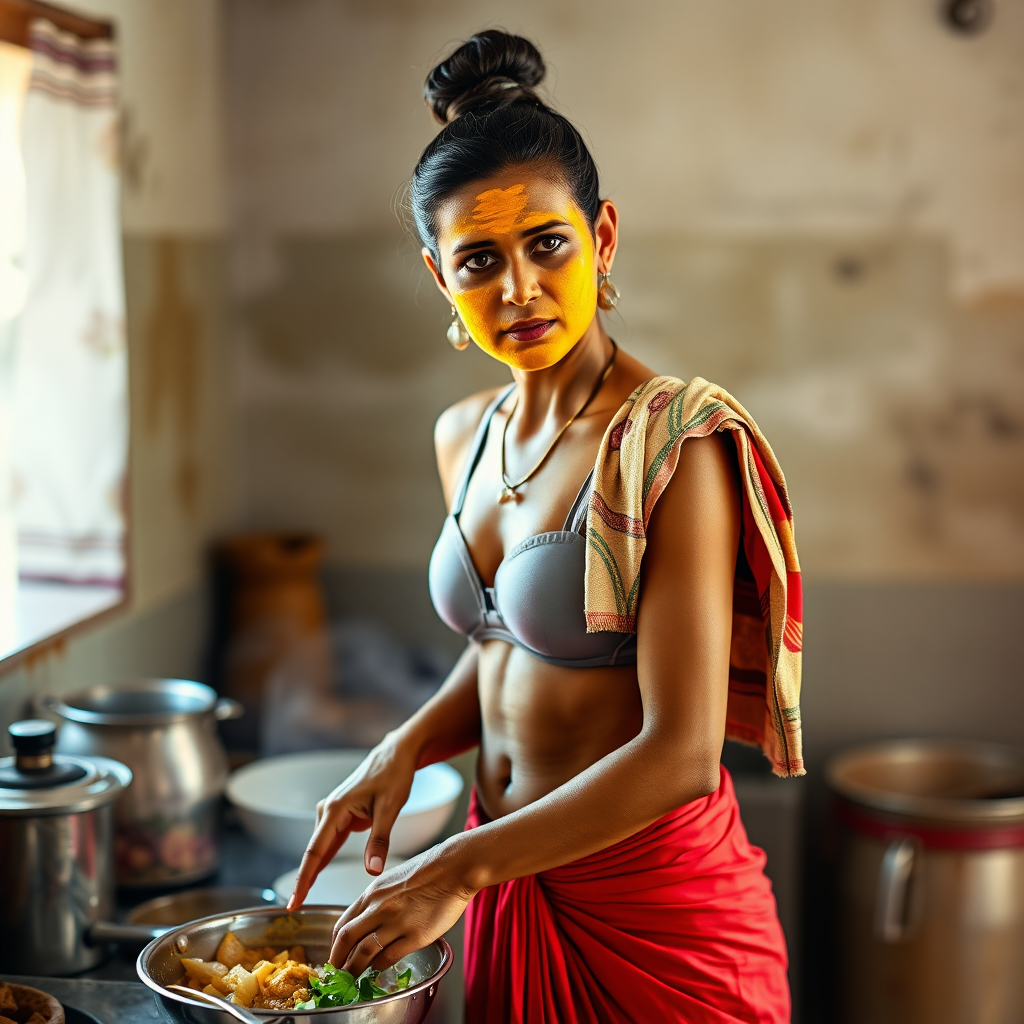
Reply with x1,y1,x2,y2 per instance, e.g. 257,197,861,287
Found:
395,966,413,989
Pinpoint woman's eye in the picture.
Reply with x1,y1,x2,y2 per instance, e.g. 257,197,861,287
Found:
461,253,496,271
533,235,566,255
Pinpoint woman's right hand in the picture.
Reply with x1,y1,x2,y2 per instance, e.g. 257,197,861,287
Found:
287,732,418,911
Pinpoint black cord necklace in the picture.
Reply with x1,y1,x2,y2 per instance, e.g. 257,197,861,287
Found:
498,340,618,504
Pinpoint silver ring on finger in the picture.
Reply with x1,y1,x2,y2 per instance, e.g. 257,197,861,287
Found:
370,931,384,952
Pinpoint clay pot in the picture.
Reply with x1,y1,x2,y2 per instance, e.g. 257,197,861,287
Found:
217,534,330,751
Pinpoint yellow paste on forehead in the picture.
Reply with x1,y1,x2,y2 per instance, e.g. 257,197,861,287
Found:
470,184,529,235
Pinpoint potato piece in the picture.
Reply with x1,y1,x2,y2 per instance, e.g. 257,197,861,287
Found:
253,960,276,990
0,1016,16,1024
288,945,306,964
181,957,230,993
257,946,278,961
25,1015,49,1024
264,962,318,1000
0,983,15,1013
203,985,222,997
271,949,289,965
222,964,259,1007
214,931,252,971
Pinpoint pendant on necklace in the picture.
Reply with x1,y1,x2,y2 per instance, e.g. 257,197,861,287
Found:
498,485,518,505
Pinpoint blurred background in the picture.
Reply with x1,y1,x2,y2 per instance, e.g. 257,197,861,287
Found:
1,1,1023,1021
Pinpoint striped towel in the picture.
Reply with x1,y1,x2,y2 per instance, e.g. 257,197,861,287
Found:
584,377,804,777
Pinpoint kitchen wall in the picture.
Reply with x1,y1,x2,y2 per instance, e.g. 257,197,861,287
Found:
224,0,1024,732
0,0,237,723
0,1,1020,1016
223,3,1024,1016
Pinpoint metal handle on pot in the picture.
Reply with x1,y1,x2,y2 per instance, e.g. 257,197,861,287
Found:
875,836,919,943
35,695,60,715
88,920,171,944
215,698,244,722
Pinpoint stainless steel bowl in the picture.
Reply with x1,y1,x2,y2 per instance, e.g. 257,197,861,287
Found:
137,905,453,1023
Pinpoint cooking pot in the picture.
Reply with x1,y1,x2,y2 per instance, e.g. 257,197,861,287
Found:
827,739,1024,1024
137,905,453,1024
0,719,137,974
44,679,243,886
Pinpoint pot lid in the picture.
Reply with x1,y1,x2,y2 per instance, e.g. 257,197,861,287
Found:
0,720,132,815
45,678,219,726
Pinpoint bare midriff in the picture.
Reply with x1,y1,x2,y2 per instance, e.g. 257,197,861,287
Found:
474,639,644,820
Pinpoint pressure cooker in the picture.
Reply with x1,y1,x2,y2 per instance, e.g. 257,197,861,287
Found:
0,719,133,974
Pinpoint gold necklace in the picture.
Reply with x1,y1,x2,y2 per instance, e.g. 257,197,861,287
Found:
498,341,618,504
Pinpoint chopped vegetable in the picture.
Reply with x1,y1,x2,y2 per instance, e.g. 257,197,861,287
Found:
293,963,415,1009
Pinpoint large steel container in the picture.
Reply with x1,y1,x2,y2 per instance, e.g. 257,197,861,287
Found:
45,679,241,886
827,740,1024,1024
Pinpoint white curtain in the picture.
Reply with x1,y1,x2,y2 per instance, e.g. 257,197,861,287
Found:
11,19,126,584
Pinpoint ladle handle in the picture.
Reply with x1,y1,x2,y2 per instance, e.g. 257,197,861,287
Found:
167,985,283,1024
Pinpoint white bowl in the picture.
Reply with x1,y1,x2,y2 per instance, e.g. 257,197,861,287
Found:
271,857,406,907
226,749,464,862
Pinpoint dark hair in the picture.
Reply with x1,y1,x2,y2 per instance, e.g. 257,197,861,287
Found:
411,30,602,262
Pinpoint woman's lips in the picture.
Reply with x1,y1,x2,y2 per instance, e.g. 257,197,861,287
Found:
505,319,556,342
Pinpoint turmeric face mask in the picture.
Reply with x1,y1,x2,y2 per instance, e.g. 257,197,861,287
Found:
431,174,599,371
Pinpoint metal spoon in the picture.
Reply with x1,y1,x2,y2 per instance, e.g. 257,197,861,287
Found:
166,984,286,1024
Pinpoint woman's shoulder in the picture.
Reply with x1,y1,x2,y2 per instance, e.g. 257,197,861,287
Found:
434,386,506,453
434,385,508,500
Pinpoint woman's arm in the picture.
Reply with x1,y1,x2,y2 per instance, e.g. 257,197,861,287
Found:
288,642,481,909
330,430,741,972
393,642,482,769
288,395,502,909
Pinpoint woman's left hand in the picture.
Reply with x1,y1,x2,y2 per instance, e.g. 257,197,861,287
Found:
329,841,477,975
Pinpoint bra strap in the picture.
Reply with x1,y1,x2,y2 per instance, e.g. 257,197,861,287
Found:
564,468,596,534
451,384,517,517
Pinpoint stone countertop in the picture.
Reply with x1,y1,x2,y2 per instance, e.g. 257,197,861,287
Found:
0,976,161,1024
3,815,463,1023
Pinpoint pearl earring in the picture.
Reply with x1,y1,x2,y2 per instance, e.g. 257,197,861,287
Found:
447,305,471,350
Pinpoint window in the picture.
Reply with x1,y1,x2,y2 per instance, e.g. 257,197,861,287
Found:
0,0,127,663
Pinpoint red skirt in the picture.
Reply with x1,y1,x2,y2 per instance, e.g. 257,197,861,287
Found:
463,767,790,1024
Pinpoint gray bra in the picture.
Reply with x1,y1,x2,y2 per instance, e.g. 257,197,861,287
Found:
428,386,638,669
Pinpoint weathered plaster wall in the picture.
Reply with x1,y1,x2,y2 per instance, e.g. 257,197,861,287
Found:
0,1,235,719
226,0,1024,578
223,9,1024,1014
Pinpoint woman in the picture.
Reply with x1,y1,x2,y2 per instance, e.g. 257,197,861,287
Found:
289,30,803,1024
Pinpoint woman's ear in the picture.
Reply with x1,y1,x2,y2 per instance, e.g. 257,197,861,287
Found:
593,200,619,276
422,248,453,303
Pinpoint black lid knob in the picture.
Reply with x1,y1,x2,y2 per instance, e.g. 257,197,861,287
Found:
9,720,56,756
1,719,87,790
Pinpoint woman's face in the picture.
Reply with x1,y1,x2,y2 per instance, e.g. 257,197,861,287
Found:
424,168,617,371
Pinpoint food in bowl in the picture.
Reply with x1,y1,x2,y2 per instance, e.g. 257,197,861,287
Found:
171,929,414,1010
0,981,64,1024
226,749,464,861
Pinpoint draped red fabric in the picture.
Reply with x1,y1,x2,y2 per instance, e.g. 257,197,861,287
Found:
463,768,790,1024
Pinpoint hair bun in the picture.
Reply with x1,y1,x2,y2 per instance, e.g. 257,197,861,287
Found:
425,30,546,124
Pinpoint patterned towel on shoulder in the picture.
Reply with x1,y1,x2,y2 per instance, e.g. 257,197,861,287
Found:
585,376,804,777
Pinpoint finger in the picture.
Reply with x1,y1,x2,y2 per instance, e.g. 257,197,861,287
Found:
297,826,349,909
333,887,369,935
335,925,397,977
288,806,355,911
369,934,421,975
328,917,379,970
364,797,402,875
